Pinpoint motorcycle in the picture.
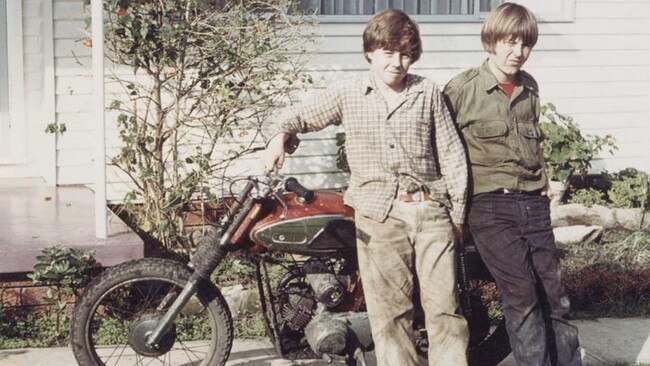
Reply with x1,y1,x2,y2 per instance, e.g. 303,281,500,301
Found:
70,138,511,366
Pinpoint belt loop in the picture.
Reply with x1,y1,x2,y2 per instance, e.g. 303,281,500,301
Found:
420,184,430,196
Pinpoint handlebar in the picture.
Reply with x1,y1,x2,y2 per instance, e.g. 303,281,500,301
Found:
284,177,315,203
283,135,301,154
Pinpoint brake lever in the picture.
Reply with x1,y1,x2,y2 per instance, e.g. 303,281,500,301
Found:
274,191,289,220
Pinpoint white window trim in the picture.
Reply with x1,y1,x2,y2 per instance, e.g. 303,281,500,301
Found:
315,14,486,23
0,0,26,164
312,1,489,23
308,0,575,23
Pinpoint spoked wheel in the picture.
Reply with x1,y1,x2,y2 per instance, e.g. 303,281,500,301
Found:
70,258,233,366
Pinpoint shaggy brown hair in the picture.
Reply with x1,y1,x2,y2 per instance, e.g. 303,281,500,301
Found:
481,2,538,53
362,9,422,63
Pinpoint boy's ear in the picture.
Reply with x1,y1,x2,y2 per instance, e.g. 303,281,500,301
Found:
365,52,373,62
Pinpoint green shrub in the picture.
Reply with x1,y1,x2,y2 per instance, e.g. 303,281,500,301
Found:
234,313,267,339
607,168,650,209
27,246,96,338
568,187,607,207
0,308,70,348
211,254,257,287
567,169,650,210
540,103,617,183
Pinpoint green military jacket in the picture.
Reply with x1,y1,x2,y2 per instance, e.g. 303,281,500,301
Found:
443,60,548,196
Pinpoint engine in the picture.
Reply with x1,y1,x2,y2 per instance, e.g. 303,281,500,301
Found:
303,259,350,309
274,257,372,358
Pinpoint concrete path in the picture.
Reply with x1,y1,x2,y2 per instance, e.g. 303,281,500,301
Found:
1,318,648,365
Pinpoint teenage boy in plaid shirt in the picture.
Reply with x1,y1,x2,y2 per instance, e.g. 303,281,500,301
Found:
444,3,582,365
263,9,469,366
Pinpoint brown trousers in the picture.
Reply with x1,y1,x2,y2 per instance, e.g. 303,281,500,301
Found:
355,200,469,366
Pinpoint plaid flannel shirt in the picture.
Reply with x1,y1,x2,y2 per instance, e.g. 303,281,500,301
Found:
269,73,468,224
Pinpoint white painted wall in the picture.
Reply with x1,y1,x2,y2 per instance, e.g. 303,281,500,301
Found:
52,0,94,186
45,0,650,199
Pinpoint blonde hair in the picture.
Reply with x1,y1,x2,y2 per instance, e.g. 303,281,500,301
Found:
481,2,538,53
363,9,422,63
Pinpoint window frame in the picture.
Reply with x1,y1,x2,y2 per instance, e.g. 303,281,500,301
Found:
0,0,26,164
306,1,492,23
302,0,575,23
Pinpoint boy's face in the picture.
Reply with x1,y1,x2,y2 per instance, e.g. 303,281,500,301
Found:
366,48,413,91
488,35,532,82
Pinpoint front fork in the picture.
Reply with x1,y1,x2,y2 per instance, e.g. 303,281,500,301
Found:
146,180,258,347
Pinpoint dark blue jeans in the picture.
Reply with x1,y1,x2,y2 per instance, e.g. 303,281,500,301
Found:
468,192,581,366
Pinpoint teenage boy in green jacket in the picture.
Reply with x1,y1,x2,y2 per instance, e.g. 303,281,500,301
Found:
444,3,582,365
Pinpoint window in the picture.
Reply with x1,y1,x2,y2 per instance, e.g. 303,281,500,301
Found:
0,0,25,164
297,0,502,19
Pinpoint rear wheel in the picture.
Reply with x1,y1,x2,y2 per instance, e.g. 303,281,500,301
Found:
70,258,233,366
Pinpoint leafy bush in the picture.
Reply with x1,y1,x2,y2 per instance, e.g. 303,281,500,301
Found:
234,313,267,339
608,168,650,209
28,246,96,293
567,169,649,210
568,187,607,207
540,103,617,182
86,0,317,254
27,246,96,335
211,254,257,287
0,307,70,348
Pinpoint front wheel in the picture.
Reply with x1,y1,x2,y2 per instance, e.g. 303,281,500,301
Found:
70,258,233,366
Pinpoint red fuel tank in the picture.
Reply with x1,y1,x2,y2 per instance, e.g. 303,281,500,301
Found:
249,190,356,256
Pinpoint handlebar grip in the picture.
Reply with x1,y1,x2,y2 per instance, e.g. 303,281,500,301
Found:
284,135,301,154
285,177,315,202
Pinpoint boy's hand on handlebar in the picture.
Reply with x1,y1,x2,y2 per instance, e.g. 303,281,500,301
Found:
262,133,288,172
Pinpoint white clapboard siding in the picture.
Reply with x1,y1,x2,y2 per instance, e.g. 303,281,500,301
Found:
51,0,650,199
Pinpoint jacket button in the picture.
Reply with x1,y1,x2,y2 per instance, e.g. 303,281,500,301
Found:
389,144,395,148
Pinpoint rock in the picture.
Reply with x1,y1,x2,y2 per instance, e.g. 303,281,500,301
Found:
551,203,641,230
221,284,259,318
551,203,589,227
585,205,616,228
613,208,644,231
553,225,604,249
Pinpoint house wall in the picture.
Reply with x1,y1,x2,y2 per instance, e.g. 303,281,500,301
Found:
48,0,650,199
52,0,94,186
